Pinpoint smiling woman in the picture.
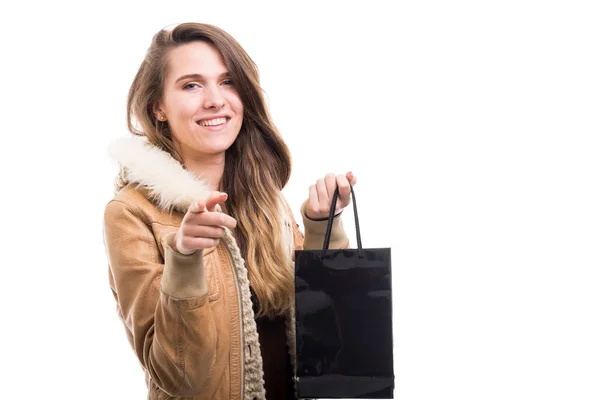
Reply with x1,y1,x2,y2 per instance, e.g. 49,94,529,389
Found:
103,22,356,400
155,42,244,160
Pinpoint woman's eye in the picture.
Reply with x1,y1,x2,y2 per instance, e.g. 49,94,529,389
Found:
222,80,233,85
183,83,199,90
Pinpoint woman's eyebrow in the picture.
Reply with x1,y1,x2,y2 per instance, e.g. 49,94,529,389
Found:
175,72,231,83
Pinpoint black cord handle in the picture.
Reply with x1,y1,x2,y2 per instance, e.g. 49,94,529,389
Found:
321,185,363,258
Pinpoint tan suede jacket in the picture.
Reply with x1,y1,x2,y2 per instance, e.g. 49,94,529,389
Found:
103,137,349,400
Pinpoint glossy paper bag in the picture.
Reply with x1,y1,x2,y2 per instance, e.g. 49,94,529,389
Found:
295,186,394,399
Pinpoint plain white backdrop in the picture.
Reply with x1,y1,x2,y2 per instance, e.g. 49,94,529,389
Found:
1,0,599,399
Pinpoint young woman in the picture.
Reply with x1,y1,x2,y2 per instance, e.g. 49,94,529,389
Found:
103,22,357,400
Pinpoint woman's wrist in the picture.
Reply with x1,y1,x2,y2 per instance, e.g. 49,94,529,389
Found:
304,210,343,221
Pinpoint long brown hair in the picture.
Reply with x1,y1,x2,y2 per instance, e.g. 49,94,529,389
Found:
121,22,293,318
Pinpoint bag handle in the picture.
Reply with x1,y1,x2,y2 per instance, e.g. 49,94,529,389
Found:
321,185,363,258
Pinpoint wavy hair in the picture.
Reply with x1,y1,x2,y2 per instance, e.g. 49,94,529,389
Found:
120,22,293,318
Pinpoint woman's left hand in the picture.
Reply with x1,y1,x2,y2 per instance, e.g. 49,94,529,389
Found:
305,171,358,220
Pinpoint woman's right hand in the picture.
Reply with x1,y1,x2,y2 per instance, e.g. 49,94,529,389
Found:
174,192,237,255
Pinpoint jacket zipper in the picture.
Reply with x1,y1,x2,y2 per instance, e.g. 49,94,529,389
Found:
223,244,245,400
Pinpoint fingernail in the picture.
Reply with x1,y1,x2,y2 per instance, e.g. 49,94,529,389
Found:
221,192,228,198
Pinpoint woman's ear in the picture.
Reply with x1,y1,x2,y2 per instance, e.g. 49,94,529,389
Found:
153,102,166,121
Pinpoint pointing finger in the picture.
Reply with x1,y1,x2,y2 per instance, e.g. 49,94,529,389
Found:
206,192,228,212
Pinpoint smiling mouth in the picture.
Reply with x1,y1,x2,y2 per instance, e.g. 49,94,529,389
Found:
197,117,230,127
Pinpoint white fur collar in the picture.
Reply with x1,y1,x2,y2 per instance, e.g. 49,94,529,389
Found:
108,136,213,213
108,136,295,256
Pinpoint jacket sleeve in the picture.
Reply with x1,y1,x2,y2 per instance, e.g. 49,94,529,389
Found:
285,199,350,251
103,200,217,397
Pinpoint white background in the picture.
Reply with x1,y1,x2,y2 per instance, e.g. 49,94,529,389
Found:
1,0,599,399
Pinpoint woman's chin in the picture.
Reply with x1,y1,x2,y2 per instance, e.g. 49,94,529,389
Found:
191,140,236,156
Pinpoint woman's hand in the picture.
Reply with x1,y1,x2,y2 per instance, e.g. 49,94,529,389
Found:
305,171,357,220
174,192,237,255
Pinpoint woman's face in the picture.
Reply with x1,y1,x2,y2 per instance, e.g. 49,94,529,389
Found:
157,41,244,160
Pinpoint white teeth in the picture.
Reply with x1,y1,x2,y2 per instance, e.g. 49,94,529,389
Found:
200,117,228,126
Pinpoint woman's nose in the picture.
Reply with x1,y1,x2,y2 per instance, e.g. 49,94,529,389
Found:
203,85,225,109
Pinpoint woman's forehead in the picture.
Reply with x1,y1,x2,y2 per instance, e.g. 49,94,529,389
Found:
166,42,229,81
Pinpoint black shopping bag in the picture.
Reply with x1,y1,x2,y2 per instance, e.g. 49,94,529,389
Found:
295,186,394,399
